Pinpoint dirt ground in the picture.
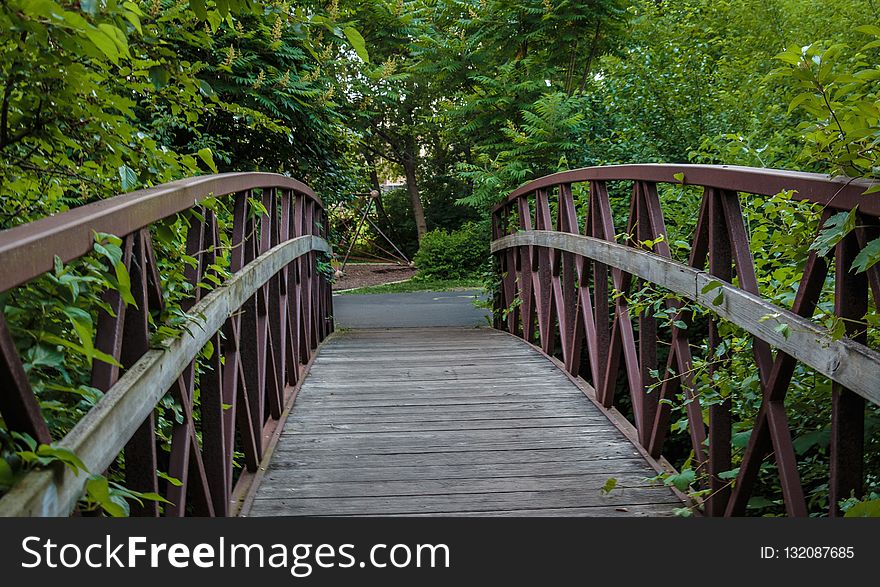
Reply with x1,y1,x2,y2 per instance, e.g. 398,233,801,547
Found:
332,262,416,291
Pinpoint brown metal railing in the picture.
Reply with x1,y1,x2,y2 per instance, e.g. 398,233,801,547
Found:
491,163,880,517
0,173,333,516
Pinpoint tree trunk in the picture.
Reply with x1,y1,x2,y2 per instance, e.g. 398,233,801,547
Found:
364,151,407,248
402,156,427,240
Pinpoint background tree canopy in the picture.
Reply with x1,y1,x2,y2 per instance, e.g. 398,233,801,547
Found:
1,0,876,234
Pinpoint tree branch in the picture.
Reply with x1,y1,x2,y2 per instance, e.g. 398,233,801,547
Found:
577,20,603,94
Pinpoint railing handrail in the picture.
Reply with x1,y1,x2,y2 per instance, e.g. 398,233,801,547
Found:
0,172,333,517
489,164,880,517
0,235,330,516
491,230,880,408
0,172,322,293
495,163,878,216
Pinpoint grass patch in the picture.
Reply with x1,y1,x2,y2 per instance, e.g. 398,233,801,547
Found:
335,276,484,295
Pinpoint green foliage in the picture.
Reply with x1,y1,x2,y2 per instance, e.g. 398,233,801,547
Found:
0,0,369,512
842,495,880,517
413,221,488,279
772,29,880,180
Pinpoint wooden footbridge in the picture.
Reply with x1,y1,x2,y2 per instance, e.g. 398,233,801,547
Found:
0,165,878,517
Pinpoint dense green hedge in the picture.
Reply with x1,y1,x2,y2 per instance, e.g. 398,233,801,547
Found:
413,222,488,279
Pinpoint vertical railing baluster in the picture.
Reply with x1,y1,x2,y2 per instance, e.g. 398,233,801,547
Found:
264,188,284,421
635,182,659,446
706,188,733,516
121,230,160,516
200,210,227,516
557,184,577,367
535,188,555,355
588,181,610,400
0,316,52,444
237,191,264,466
829,229,867,516
502,203,519,334
515,196,536,342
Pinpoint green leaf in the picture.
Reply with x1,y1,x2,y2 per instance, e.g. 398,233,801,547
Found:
665,468,695,492
601,477,617,494
793,428,830,455
672,172,685,184
197,147,218,173
98,24,129,57
343,26,369,63
851,236,880,273
811,209,856,256
732,429,752,449
80,0,99,16
154,221,176,245
774,323,791,339
84,28,120,64
775,48,803,65
41,334,122,368
202,339,214,360
157,470,183,487
118,165,138,191
137,491,173,505
12,432,37,451
93,234,136,307
855,25,880,38
149,66,170,89
86,475,126,517
0,458,14,489
123,11,143,35
701,280,723,294
113,257,135,307
844,499,880,517
787,92,817,114
189,0,209,20
717,467,740,480
747,496,776,509
36,445,87,474
63,307,95,366
196,79,215,97
22,0,66,20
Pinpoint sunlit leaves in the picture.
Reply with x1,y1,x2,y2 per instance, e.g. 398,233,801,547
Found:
774,32,879,180
197,147,218,173
343,26,370,63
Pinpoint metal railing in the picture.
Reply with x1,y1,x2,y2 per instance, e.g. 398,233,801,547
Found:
0,173,333,516
491,164,880,517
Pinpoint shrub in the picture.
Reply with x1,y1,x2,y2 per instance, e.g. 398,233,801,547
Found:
413,222,489,279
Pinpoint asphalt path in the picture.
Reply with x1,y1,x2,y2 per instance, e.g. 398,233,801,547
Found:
332,290,490,329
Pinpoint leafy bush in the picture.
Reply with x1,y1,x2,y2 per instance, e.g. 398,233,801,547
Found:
413,222,489,279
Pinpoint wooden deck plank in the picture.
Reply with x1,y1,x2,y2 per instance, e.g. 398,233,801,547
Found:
246,327,682,517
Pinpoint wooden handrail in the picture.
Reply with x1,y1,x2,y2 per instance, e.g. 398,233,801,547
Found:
0,236,330,516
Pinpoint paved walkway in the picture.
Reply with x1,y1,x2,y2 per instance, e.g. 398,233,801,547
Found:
332,290,489,328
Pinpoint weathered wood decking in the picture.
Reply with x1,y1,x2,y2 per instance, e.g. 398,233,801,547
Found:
246,327,682,516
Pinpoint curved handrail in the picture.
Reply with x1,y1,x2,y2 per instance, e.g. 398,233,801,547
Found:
492,230,880,406
0,235,330,516
495,163,878,216
0,172,321,293
0,172,333,517
490,164,880,517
